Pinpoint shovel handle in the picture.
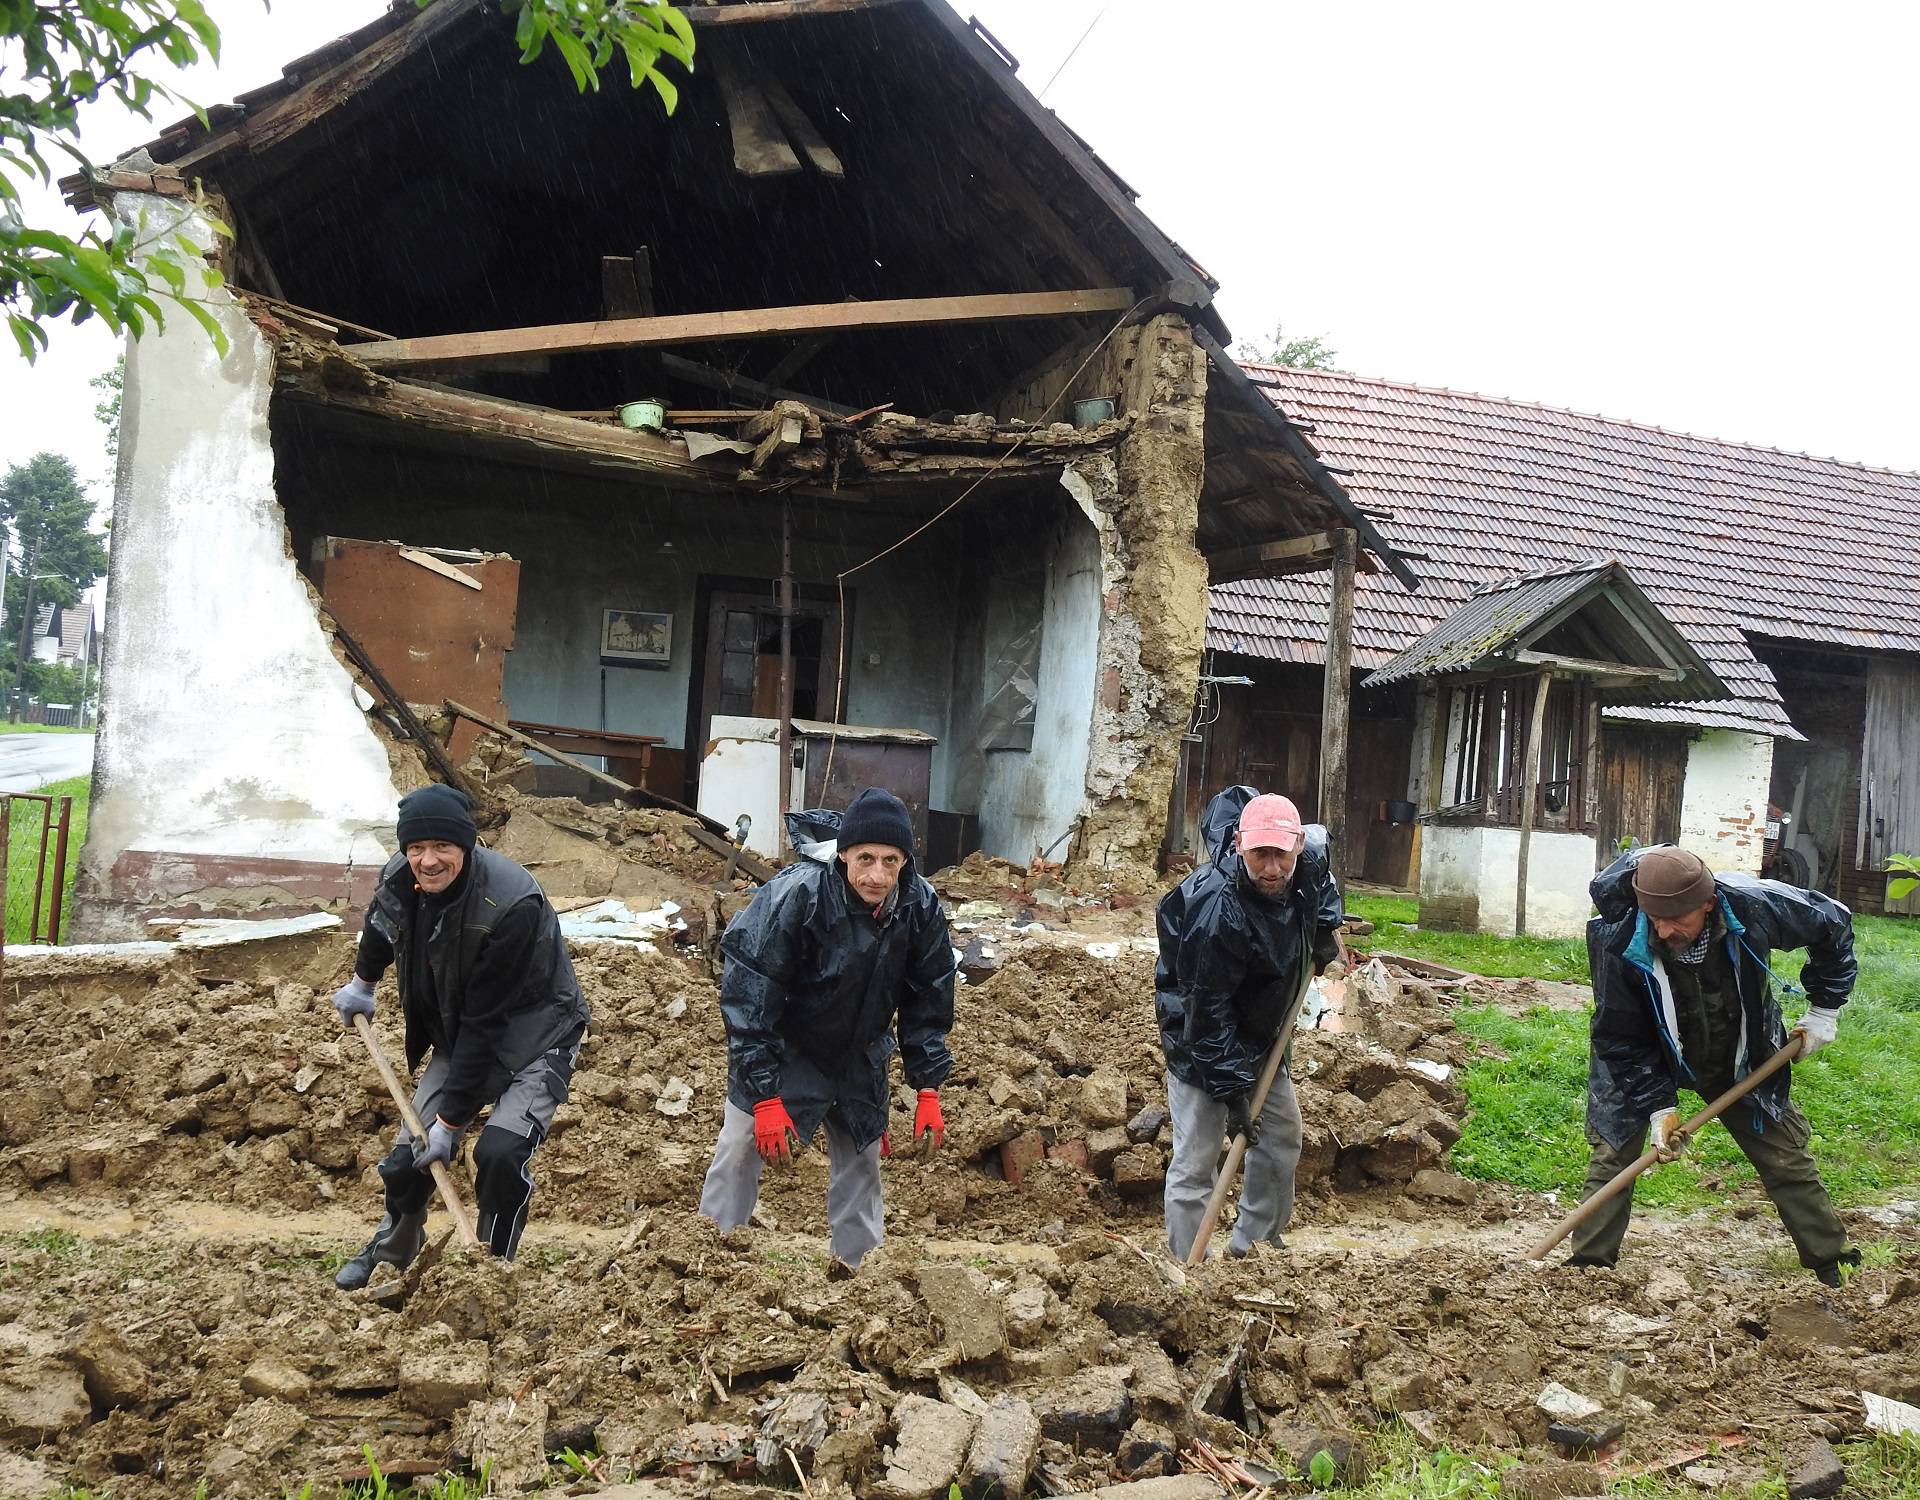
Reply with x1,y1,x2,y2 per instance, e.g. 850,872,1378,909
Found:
1528,1031,1809,1261
352,1013,482,1249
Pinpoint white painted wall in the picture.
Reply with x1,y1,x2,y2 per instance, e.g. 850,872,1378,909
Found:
78,194,398,930
1419,822,1598,938
1678,730,1773,875
976,499,1102,861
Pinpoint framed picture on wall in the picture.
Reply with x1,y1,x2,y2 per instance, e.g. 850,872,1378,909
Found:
602,608,673,669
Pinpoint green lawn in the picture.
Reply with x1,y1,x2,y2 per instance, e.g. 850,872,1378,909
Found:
0,721,89,734
1347,894,1920,1210
5,773,88,944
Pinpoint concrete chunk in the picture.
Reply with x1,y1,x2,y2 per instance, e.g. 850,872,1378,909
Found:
1030,1365,1134,1449
0,1359,88,1443
962,1394,1040,1500
399,1345,490,1418
239,1356,311,1404
873,1395,977,1500
1787,1438,1846,1499
1085,1478,1225,1500
919,1264,1008,1362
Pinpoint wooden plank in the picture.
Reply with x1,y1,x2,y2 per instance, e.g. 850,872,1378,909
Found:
659,353,859,418
345,288,1138,371
398,547,482,591
1318,529,1357,885
1209,529,1340,582
759,77,845,178
1514,670,1553,935
687,0,908,24
710,49,802,177
443,700,778,884
1511,648,1681,682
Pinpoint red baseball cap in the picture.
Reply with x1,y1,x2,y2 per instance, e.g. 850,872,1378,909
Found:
1239,794,1303,852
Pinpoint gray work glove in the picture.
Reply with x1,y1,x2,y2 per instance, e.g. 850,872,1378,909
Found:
331,975,376,1026
411,1119,462,1171
1224,1092,1260,1146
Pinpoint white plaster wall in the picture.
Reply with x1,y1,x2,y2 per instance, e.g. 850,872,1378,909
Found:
1419,822,1597,938
978,502,1102,860
1678,730,1773,875
81,197,398,906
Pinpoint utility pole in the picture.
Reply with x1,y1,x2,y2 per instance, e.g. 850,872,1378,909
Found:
9,536,40,724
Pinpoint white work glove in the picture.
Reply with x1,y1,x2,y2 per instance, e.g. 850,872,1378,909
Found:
331,975,376,1026
1796,1006,1841,1055
1648,1108,1684,1160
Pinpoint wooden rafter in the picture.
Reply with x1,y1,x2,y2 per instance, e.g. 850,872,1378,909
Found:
346,288,1137,371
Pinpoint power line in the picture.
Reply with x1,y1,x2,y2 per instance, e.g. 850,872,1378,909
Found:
1039,2,1111,101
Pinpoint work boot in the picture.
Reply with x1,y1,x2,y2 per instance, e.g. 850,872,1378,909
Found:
334,1210,427,1290
1813,1248,1862,1289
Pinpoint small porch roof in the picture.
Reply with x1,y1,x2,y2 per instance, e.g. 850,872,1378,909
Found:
1364,558,1729,704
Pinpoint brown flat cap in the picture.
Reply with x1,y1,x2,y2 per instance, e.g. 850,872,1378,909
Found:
1632,846,1716,918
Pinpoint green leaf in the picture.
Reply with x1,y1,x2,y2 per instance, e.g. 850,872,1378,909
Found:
178,297,230,358
1888,877,1920,902
551,28,597,92
1309,1449,1337,1488
645,65,679,114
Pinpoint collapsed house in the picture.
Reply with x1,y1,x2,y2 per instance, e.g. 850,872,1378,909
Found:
1194,365,1920,932
64,0,1413,939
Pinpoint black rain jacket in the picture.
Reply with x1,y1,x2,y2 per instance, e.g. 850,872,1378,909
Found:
363,847,589,1126
1155,786,1344,1100
717,808,956,1150
1586,844,1855,1147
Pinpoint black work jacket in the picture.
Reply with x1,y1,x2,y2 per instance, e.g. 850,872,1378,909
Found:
718,809,956,1150
1154,785,1344,1099
365,847,589,1124
1586,844,1855,1147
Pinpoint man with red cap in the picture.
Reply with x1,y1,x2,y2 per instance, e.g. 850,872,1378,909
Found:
1155,786,1344,1259
1572,843,1859,1283
698,787,955,1268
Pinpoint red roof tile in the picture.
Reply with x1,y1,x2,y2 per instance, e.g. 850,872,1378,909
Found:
1208,367,1920,738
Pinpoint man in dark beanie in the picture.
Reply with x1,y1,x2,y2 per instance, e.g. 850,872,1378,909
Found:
1571,843,1859,1283
698,786,955,1267
328,784,589,1287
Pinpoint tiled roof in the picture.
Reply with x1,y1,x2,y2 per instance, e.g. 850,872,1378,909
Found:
1207,368,1920,738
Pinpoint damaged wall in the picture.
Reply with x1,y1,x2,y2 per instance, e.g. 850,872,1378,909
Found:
74,194,400,940
272,430,965,804
1677,728,1772,876
999,315,1210,892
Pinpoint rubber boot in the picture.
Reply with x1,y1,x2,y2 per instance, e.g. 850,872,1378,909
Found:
334,1209,427,1290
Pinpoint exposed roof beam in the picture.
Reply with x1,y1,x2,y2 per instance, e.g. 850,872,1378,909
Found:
1208,531,1339,582
687,0,910,24
346,288,1138,372
1510,649,1684,682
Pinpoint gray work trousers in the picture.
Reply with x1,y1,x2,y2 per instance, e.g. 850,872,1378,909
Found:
697,1101,885,1267
1164,1063,1303,1260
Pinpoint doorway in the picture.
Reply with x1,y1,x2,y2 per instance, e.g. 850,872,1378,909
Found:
685,577,850,802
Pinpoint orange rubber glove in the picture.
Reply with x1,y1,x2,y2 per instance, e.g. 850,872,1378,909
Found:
753,1098,799,1164
914,1088,945,1151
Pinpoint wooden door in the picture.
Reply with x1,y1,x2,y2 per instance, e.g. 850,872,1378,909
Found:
1595,726,1687,866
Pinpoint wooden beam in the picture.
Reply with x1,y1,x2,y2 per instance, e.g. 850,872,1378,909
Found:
347,288,1137,371
660,352,858,418
1318,529,1358,886
1511,649,1683,682
603,249,662,394
1208,530,1339,581
686,0,908,24
710,49,802,177
1514,669,1553,936
760,77,845,179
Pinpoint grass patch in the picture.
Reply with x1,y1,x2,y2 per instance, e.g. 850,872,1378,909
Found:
1443,912,1920,1208
5,772,87,944
0,721,88,734
1346,893,1588,982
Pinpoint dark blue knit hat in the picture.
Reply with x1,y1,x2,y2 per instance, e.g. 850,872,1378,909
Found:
837,787,914,857
396,784,477,853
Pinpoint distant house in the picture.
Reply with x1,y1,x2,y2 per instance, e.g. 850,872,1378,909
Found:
1185,366,1920,929
29,604,96,669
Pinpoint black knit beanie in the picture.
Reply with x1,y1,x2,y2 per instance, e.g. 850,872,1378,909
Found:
396,784,477,853
837,787,914,857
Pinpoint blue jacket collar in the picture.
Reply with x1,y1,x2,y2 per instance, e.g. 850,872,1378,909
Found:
1625,885,1738,973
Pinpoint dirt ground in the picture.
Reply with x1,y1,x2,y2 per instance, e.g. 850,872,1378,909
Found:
0,826,1914,1497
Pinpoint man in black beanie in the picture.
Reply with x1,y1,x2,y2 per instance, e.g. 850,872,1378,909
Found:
329,784,589,1287
698,786,955,1267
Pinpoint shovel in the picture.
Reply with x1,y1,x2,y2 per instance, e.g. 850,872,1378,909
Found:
352,1013,483,1250
1184,949,1316,1266
1527,1030,1812,1262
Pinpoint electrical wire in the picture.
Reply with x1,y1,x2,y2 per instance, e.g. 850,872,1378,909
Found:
1040,2,1111,102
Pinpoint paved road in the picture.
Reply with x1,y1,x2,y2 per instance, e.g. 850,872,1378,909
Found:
0,732,94,793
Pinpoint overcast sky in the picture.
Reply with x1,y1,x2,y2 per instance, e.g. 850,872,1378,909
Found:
7,0,1920,510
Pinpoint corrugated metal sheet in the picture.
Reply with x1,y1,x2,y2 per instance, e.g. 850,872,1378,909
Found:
1205,367,1920,737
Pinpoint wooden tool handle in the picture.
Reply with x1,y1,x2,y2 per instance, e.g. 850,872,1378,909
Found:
352,1013,482,1249
1528,1032,1809,1261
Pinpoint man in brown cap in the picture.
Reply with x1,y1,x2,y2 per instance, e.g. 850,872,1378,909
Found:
1570,844,1859,1283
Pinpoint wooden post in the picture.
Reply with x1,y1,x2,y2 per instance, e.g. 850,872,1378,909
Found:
1514,669,1553,935
1318,529,1358,884
777,501,794,852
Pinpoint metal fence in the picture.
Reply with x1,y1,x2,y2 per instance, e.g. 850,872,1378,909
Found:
1,792,76,948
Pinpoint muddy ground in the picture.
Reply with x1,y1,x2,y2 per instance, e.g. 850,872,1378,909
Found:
0,816,1914,1497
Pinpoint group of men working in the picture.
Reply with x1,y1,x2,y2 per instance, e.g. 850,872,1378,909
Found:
327,779,1860,1289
